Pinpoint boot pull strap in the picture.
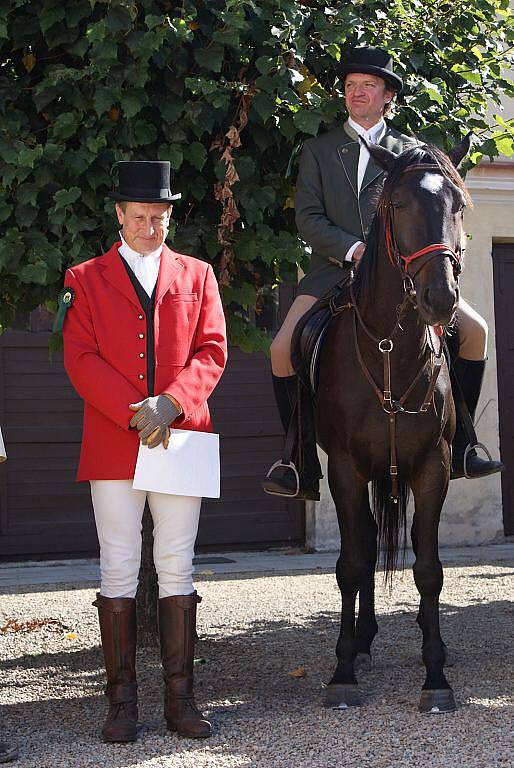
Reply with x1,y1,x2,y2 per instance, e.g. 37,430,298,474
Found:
170,593,202,609
92,594,136,613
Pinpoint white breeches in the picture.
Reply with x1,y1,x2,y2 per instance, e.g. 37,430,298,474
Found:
90,480,202,599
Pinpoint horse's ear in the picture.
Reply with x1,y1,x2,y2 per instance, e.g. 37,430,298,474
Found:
448,132,472,168
362,137,397,173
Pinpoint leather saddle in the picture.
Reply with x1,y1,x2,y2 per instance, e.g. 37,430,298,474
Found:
291,278,353,394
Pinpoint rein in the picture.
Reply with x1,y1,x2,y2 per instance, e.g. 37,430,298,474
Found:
344,161,458,502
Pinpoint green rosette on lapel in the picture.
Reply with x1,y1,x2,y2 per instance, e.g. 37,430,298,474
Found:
53,287,75,333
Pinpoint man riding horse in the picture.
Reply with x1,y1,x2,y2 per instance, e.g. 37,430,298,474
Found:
262,46,503,501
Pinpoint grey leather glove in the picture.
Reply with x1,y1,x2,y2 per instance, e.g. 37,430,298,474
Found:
129,395,181,449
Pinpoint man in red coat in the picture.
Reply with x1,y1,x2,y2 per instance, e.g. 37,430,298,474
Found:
62,161,227,742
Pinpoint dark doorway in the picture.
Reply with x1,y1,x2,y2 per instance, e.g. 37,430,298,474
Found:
492,242,514,535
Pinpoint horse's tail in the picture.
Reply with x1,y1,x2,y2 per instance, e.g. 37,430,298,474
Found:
371,478,410,585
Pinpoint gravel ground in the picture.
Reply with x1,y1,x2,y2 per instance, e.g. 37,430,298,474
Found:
1,560,513,768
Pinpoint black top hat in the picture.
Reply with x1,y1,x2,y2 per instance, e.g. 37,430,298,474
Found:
338,47,403,93
108,161,181,203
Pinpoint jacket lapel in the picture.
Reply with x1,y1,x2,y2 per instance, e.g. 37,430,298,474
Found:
337,122,359,199
155,244,184,305
360,153,384,193
360,124,391,193
100,243,141,309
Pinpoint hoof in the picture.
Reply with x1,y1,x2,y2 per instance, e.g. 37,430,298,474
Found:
323,684,361,709
354,653,372,672
418,689,457,714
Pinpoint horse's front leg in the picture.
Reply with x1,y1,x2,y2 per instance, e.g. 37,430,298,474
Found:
411,448,456,713
324,454,368,709
354,488,378,671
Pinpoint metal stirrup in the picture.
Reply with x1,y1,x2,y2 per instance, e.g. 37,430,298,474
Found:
265,460,300,498
463,442,493,479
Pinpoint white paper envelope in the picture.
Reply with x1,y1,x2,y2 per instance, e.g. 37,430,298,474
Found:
0,427,6,462
132,429,220,498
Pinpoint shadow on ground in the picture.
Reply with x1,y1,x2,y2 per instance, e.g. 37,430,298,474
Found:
1,592,513,768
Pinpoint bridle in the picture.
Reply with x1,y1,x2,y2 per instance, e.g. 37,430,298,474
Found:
347,162,463,501
382,163,463,289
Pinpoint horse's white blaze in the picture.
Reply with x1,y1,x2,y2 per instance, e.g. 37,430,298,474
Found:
420,173,444,194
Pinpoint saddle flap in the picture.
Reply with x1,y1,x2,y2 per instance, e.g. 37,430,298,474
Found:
290,298,336,393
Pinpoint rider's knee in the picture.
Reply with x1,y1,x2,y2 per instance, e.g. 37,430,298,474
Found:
270,335,293,375
460,313,488,360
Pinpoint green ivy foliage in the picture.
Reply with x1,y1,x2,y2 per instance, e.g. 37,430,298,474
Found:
1,0,513,350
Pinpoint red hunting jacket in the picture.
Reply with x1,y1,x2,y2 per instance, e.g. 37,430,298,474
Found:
63,242,227,481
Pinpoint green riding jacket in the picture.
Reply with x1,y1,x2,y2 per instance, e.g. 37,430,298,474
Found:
295,120,415,298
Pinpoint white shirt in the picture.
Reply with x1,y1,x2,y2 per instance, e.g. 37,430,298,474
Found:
345,117,386,262
119,232,162,297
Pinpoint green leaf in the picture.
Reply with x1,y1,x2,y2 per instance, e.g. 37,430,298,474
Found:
293,110,322,136
212,27,240,48
16,184,39,206
160,99,184,122
121,90,148,118
223,281,257,309
17,146,43,169
194,45,224,73
67,1,91,28
19,261,48,285
495,115,514,134
494,135,514,156
39,5,66,35
94,87,114,116
15,203,38,228
168,145,184,170
92,39,118,62
0,202,12,224
185,142,207,171
86,19,107,43
107,4,135,34
252,92,276,123
133,121,158,145
255,55,279,75
53,188,81,210
52,112,80,140
145,15,163,30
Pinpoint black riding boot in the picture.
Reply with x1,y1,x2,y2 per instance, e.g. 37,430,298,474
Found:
261,374,322,501
451,358,505,479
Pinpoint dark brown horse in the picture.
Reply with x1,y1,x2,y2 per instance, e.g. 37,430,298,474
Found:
317,139,471,713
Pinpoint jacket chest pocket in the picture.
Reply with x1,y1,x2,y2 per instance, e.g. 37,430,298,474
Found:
155,292,200,365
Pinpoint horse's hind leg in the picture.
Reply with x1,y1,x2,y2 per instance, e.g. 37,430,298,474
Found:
354,488,378,672
411,451,456,713
324,458,368,709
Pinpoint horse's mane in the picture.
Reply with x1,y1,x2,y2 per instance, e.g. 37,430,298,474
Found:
352,144,471,306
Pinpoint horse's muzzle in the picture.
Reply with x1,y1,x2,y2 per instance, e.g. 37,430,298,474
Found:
418,284,458,327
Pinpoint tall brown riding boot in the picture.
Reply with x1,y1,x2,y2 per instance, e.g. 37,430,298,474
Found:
93,594,138,743
158,592,212,739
